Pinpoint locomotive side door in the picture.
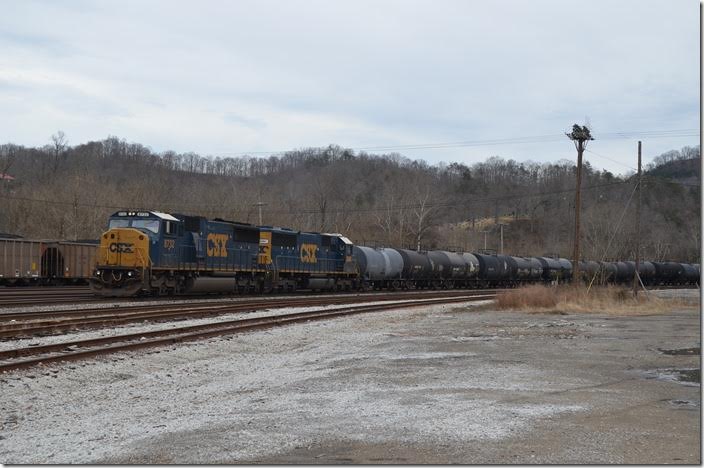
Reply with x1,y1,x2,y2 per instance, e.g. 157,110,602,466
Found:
161,220,178,268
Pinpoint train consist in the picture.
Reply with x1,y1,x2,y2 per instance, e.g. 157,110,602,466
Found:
353,246,700,289
1,210,699,294
85,210,700,297
0,238,98,285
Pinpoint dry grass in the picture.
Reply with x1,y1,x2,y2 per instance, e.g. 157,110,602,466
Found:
497,284,558,309
494,284,698,315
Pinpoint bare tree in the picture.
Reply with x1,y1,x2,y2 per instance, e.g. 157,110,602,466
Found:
410,184,436,251
50,131,68,173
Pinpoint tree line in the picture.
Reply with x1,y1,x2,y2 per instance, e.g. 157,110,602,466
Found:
0,134,699,262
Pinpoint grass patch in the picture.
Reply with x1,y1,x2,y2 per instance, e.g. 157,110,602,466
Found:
493,284,698,315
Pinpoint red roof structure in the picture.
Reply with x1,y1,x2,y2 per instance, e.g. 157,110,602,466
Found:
0,173,14,181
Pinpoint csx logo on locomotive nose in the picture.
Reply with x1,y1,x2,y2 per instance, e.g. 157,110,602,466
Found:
109,242,135,253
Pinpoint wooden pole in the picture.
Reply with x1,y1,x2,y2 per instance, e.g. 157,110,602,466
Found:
633,141,642,296
572,140,584,283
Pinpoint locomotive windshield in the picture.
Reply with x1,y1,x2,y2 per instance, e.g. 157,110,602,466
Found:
108,218,160,234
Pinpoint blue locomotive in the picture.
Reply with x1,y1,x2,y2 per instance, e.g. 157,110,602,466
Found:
90,210,357,296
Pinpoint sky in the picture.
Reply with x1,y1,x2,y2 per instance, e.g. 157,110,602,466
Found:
0,0,699,174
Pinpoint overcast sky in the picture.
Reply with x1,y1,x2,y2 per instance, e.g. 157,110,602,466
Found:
0,0,699,174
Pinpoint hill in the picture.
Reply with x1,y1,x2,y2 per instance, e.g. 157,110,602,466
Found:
0,137,699,262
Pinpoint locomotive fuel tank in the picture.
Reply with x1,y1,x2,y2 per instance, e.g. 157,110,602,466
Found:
306,278,336,290
185,276,237,293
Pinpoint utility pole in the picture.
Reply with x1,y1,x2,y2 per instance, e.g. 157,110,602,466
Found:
633,141,642,296
480,230,489,251
566,124,594,284
498,223,507,254
253,201,267,226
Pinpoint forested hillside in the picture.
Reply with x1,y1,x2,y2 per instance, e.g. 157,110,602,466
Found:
0,134,699,262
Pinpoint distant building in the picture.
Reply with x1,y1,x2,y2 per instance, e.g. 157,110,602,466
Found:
0,173,14,181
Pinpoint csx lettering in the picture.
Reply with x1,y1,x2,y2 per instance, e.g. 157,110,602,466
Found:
206,233,229,257
164,239,176,250
300,243,317,264
109,242,134,253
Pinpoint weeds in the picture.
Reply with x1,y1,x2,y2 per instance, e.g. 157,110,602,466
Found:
493,284,698,315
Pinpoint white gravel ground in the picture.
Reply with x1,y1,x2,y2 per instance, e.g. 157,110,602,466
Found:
3,290,697,464
0,300,585,464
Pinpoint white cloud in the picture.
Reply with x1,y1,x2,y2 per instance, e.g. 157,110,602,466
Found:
0,0,698,174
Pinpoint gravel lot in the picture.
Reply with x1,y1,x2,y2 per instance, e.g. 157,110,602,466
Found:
0,291,700,464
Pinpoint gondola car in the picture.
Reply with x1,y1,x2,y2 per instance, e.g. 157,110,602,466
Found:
0,237,97,285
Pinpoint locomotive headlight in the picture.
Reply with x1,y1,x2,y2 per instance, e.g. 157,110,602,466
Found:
127,271,133,277
95,270,101,276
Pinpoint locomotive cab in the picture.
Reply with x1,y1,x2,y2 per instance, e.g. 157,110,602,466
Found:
90,210,181,296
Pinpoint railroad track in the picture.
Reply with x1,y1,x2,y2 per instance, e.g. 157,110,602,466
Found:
0,285,501,308
0,293,495,373
0,290,498,338
0,287,96,307
0,283,694,308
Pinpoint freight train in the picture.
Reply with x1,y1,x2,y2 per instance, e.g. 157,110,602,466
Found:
0,238,98,285
86,210,701,297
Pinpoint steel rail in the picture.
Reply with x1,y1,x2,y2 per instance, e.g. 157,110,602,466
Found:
0,289,498,321
0,295,494,372
0,290,496,338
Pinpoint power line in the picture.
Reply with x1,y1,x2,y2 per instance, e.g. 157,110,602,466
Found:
585,149,637,171
209,128,700,156
586,181,640,292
